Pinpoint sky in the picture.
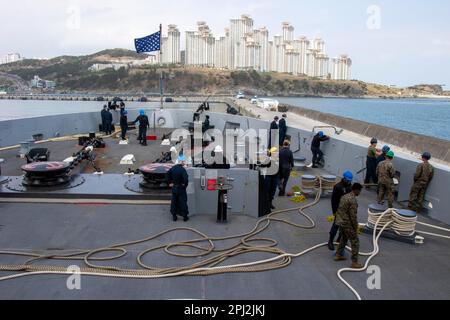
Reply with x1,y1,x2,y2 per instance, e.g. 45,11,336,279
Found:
1,0,450,87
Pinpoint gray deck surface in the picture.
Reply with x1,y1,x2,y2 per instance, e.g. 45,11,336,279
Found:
0,133,449,300
0,128,174,176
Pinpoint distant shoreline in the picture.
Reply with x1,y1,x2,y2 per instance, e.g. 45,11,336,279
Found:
0,93,449,102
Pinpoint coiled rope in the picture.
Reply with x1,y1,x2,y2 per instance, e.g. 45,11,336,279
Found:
367,208,450,239
0,178,323,280
338,208,450,300
338,209,393,300
0,177,448,299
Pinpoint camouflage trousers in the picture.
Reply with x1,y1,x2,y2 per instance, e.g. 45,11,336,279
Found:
408,182,428,213
378,182,394,208
336,226,360,263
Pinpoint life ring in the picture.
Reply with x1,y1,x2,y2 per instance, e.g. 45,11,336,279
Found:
157,116,167,127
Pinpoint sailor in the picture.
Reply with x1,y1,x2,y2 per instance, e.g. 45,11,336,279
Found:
365,138,379,187
408,152,434,213
376,150,396,208
133,109,150,146
120,110,128,141
278,140,294,196
101,105,109,134
119,101,126,116
334,183,364,269
268,116,279,149
196,102,206,113
167,155,190,222
202,115,210,133
376,145,391,166
328,171,353,251
310,131,330,168
192,112,200,122
104,107,113,135
278,114,288,146
264,147,280,210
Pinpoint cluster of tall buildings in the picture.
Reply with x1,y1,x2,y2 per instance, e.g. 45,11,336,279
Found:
0,53,23,65
159,15,352,80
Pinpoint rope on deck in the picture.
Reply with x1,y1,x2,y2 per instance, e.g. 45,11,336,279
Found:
0,176,448,300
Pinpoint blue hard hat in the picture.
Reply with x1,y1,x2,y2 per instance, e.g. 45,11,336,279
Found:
422,152,431,160
382,145,390,153
178,154,187,162
343,171,353,182
139,109,145,115
318,131,324,138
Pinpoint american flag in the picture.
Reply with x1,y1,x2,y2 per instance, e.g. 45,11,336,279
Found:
134,31,161,53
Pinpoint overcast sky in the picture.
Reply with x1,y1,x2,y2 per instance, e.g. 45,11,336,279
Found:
2,0,450,87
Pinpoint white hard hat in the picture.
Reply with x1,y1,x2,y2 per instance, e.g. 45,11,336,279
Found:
214,145,223,153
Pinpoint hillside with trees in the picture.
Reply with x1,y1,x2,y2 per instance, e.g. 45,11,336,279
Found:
0,49,446,98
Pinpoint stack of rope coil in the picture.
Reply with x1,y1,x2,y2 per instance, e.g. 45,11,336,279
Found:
391,210,417,237
368,208,450,239
367,210,393,231
367,209,416,236
301,175,335,195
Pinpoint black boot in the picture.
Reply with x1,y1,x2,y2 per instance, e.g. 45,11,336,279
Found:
172,215,178,222
183,216,189,222
328,237,335,251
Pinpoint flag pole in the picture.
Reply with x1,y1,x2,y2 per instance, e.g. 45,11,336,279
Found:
159,23,164,111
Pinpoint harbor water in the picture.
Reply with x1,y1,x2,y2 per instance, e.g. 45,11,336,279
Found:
1,97,450,141
276,97,450,141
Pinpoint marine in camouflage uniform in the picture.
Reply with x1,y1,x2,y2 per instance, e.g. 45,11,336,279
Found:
408,157,434,213
335,192,360,263
365,142,378,185
377,158,395,208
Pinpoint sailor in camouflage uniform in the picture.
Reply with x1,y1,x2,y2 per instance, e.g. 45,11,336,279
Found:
408,152,434,213
334,183,364,269
376,150,396,208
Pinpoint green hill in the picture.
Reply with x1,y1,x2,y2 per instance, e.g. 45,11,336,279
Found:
1,48,443,97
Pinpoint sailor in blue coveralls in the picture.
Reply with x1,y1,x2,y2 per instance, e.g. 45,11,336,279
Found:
167,155,190,222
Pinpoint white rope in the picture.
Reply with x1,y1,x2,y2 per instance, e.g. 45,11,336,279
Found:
337,209,392,300
1,205,448,299
416,222,450,233
415,231,450,239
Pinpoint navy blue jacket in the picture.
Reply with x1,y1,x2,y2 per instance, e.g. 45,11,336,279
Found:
376,154,386,166
134,115,150,128
270,121,279,131
311,134,329,149
167,165,189,188
279,147,294,170
279,118,287,134
331,181,352,214
101,109,109,122
104,111,113,124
